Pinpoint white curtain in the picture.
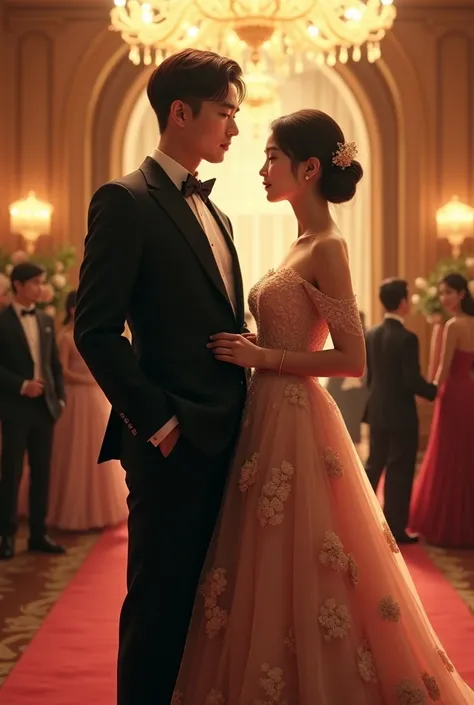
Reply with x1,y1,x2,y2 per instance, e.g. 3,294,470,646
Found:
122,67,372,328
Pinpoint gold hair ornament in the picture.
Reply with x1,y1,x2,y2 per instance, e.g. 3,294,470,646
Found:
332,141,358,169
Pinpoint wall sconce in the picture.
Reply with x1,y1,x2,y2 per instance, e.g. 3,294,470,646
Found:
9,191,54,254
436,195,474,258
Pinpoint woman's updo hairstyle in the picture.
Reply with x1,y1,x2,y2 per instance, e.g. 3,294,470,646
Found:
270,109,363,204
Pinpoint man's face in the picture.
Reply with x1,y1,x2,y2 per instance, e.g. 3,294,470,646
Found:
183,83,240,164
15,274,45,304
399,295,410,316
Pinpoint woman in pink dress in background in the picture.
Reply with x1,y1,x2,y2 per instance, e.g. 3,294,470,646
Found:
172,111,474,704
46,291,128,530
410,273,474,547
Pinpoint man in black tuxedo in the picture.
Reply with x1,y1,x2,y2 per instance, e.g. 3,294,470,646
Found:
364,278,437,543
0,262,66,560
74,49,248,705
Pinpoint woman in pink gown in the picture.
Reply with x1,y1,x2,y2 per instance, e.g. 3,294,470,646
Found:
46,291,128,530
172,111,473,705
410,274,474,547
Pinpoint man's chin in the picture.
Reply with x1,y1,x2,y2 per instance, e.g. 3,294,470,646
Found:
205,143,233,162
204,153,225,164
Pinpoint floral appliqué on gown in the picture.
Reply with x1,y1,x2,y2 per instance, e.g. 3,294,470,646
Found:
173,267,474,705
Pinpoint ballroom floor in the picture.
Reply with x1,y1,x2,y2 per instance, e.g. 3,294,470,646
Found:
0,440,473,690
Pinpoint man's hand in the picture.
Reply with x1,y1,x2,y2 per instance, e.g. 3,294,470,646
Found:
159,425,181,458
22,380,44,398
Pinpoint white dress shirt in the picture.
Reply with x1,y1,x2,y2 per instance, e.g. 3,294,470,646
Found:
148,148,237,448
384,313,405,325
12,301,42,387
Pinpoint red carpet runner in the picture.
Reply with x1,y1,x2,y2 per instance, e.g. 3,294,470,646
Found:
0,525,473,704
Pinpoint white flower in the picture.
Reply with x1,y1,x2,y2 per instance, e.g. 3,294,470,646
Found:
40,283,55,303
10,250,28,265
427,286,438,297
54,260,65,273
50,273,66,289
465,257,474,269
414,277,427,290
411,294,421,305
468,280,474,296
5,264,13,275
0,273,10,295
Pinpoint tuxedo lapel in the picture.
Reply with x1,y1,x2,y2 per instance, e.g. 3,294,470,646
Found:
36,312,49,370
207,200,245,325
6,305,33,362
140,158,233,314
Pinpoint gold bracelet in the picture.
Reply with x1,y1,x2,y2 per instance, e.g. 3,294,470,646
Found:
278,350,286,376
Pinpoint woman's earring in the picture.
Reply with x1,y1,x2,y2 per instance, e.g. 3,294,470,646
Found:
304,175,310,181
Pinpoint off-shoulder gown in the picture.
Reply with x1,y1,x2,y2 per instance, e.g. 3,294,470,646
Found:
172,267,473,705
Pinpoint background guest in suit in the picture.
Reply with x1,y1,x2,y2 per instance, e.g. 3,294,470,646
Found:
0,262,66,560
364,278,437,544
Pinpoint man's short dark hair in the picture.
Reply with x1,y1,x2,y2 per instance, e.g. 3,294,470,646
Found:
10,262,45,293
147,49,246,132
379,278,408,312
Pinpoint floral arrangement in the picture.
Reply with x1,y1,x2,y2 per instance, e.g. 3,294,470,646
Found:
0,246,76,317
412,254,474,322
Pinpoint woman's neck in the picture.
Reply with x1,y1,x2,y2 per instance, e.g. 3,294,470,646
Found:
291,192,333,238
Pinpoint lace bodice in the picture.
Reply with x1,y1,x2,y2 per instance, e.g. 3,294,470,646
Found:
248,267,363,353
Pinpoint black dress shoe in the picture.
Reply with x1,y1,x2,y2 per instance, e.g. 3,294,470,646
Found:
395,532,419,545
0,536,15,560
28,535,66,554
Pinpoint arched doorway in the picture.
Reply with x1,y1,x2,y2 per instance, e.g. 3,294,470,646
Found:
122,67,372,321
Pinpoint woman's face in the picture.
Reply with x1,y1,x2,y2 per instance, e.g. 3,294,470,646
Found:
259,132,320,204
438,282,464,313
259,134,299,203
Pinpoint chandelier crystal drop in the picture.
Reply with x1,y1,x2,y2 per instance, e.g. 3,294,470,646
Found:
110,0,397,70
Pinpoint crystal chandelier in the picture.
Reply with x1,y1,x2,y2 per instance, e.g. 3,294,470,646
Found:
110,1,397,70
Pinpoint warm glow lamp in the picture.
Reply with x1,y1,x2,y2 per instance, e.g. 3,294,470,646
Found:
436,196,474,258
9,191,54,253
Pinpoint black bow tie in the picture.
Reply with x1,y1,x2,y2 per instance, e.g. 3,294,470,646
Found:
21,308,36,317
181,174,216,201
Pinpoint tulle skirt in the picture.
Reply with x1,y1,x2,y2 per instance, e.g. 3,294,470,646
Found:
19,382,128,531
174,371,473,705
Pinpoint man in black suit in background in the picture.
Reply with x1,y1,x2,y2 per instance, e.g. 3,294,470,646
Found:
364,278,437,543
0,262,66,560
74,50,248,705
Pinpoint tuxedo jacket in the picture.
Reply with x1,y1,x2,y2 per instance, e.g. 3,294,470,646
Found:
364,317,436,430
74,157,247,462
0,305,65,421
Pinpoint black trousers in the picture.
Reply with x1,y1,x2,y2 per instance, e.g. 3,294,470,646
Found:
0,399,55,537
365,426,418,538
117,436,234,705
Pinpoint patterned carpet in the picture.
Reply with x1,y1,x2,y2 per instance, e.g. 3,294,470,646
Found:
0,519,473,690
0,523,100,686
425,545,474,616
